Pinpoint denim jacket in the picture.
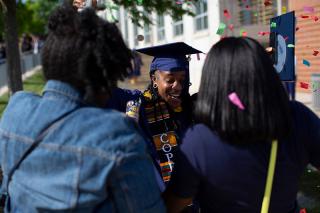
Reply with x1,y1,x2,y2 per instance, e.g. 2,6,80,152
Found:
0,80,165,213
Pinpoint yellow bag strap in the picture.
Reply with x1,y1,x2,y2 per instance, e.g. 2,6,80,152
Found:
261,140,278,213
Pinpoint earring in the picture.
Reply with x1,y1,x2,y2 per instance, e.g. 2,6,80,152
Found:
153,84,158,89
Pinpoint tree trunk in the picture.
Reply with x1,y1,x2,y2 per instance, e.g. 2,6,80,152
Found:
3,0,23,94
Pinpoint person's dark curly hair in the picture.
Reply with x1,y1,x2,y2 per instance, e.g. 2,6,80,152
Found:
42,4,132,105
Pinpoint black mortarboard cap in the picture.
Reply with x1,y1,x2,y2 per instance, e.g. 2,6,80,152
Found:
136,42,202,73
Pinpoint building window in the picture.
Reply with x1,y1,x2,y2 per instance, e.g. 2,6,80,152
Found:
238,0,278,26
173,16,184,36
144,23,151,43
133,24,139,46
157,15,165,41
194,0,208,31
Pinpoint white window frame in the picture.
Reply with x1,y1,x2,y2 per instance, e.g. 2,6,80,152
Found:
157,15,165,41
144,23,151,44
194,0,208,31
133,24,139,46
173,17,184,37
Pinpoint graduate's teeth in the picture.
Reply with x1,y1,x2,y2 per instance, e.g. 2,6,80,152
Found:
170,94,180,98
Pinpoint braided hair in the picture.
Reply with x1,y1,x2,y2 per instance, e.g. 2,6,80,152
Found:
42,4,132,105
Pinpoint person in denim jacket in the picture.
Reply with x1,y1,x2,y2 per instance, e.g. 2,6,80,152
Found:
0,5,165,213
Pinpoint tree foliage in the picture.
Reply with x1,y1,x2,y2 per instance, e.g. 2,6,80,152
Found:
111,0,199,26
1,0,59,36
0,0,200,94
1,0,199,37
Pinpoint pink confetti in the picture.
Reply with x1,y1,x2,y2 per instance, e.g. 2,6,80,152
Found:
245,5,250,9
313,16,319,21
284,36,289,41
303,6,315,13
223,9,231,19
258,31,270,36
241,31,247,37
300,208,307,213
228,92,245,110
228,24,234,31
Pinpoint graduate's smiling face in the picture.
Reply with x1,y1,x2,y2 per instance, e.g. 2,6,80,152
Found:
152,70,186,109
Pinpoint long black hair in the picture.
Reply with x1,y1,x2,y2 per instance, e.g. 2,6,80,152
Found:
195,37,293,144
42,4,132,105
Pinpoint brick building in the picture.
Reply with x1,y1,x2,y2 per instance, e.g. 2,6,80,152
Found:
289,0,320,93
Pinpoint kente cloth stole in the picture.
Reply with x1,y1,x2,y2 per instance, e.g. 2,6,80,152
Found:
143,90,180,183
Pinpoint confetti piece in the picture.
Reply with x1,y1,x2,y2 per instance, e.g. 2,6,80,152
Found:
240,29,247,37
300,82,309,89
313,50,319,56
176,0,183,4
282,6,287,14
300,208,307,213
284,36,289,41
271,22,277,28
303,6,315,13
137,0,143,4
254,11,258,17
228,24,234,31
296,27,300,31
245,5,250,9
287,44,295,48
223,9,231,19
216,22,226,35
303,59,310,67
264,0,272,6
300,15,309,18
312,82,320,92
258,31,270,36
228,92,245,110
265,47,273,53
313,16,319,21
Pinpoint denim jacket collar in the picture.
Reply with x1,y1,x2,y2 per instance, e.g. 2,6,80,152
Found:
42,80,84,104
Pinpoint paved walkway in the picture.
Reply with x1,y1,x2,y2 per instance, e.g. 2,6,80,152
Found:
0,65,42,96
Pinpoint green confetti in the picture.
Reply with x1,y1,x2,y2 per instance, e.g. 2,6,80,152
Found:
271,22,277,28
110,5,119,10
216,22,226,35
137,0,143,5
254,12,258,17
287,44,295,48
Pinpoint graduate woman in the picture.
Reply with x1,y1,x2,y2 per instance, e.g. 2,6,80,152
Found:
107,42,202,189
